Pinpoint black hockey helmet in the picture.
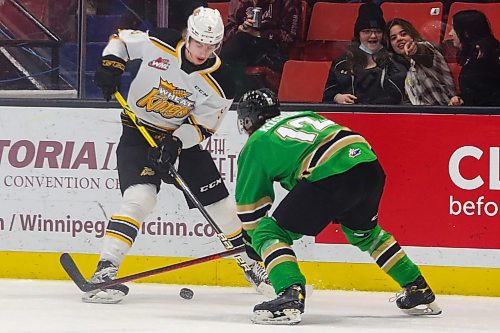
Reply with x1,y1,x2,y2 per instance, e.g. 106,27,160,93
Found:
237,88,281,134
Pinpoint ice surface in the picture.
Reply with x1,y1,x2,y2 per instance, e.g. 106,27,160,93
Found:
0,279,499,333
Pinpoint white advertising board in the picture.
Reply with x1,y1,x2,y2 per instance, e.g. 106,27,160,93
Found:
0,106,250,257
1,106,499,268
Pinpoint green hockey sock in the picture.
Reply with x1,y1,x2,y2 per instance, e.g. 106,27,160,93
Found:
342,224,421,287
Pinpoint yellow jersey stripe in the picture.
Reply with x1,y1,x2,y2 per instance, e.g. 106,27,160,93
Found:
105,231,133,247
111,215,141,229
150,38,177,57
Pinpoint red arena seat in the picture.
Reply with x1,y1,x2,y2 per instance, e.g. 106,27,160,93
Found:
208,2,230,26
381,1,443,44
278,60,331,103
303,2,361,61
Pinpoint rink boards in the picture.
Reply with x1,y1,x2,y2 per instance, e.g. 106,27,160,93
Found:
0,106,499,296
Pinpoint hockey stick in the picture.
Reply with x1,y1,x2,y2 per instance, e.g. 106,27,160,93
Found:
113,92,251,272
60,246,245,292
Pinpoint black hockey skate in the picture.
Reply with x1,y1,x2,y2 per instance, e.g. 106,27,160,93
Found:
394,275,442,315
252,284,305,325
244,262,274,298
81,260,129,304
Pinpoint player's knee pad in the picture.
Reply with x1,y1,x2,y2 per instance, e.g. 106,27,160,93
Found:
116,184,157,222
341,224,391,253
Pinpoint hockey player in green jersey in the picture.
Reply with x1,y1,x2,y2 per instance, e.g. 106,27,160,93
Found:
235,88,442,325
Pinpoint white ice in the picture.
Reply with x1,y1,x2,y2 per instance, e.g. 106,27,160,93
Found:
1,279,499,333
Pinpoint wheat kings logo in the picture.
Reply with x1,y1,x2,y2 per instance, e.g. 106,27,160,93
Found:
136,79,195,119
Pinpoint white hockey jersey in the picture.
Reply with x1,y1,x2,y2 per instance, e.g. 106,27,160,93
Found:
102,28,235,148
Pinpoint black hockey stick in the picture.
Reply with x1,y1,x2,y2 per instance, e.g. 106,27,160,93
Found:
113,92,251,271
60,246,245,292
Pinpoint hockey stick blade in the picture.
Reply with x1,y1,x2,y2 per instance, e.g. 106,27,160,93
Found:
60,246,245,292
60,253,93,292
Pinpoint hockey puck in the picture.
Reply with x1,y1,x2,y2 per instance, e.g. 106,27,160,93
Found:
179,287,194,300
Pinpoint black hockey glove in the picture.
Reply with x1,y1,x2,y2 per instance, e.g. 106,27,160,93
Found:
148,134,183,183
93,55,126,101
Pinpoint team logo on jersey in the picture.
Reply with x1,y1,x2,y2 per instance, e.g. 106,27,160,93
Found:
136,79,195,119
140,167,155,176
148,57,170,71
348,148,361,158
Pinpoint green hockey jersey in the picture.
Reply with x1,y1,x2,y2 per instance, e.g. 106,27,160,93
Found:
236,111,377,229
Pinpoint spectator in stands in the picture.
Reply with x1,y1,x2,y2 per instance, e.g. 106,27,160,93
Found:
448,10,500,106
323,3,406,104
220,0,300,99
385,18,455,105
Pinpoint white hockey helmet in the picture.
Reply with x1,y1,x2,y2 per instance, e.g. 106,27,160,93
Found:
187,7,224,46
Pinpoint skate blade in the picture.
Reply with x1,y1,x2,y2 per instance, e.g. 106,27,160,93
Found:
81,289,125,304
252,309,302,325
401,302,442,316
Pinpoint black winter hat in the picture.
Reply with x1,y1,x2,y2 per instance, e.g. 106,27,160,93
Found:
354,3,386,38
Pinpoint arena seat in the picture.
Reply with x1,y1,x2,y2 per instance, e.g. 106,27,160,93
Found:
381,1,443,44
208,1,230,26
303,2,361,61
444,2,500,40
277,60,331,103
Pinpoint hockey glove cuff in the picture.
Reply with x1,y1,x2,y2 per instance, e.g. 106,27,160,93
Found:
93,55,126,101
157,134,183,165
148,134,183,183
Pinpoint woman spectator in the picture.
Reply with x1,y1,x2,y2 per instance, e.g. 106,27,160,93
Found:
322,3,406,104
448,10,500,106
385,18,455,105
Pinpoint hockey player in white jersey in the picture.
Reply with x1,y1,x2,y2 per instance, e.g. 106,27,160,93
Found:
83,7,270,304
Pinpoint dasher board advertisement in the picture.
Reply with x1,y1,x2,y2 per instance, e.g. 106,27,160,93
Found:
0,106,499,270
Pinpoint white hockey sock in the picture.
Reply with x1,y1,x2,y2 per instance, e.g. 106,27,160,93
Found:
204,197,257,265
100,184,157,267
